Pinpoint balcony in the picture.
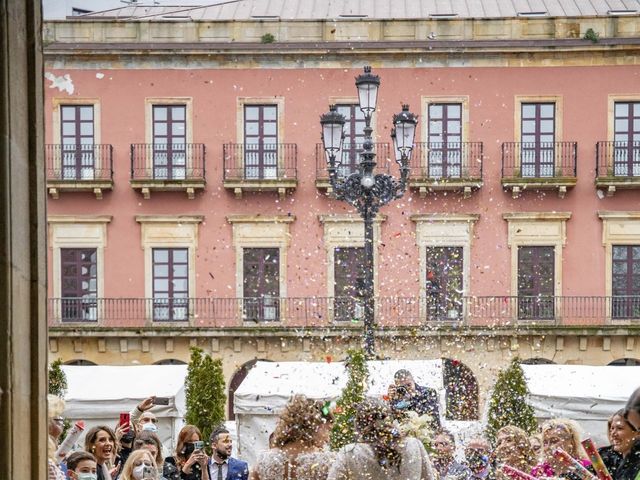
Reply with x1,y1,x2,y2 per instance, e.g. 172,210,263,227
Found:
315,142,391,192
46,144,114,199
130,143,206,199
501,142,577,198
223,143,297,199
409,142,483,198
595,141,640,196
47,295,640,328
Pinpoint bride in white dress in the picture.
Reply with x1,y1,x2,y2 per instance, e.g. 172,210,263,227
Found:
251,395,336,480
328,399,436,480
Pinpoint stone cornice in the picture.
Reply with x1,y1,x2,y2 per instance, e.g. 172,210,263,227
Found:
48,215,112,223
135,214,204,224
410,213,480,223
598,211,640,220
226,214,295,224
318,214,387,224
503,212,572,221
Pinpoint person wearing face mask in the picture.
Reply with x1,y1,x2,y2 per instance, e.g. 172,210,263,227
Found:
120,449,161,480
134,430,179,480
129,396,160,435
67,451,99,480
462,438,494,480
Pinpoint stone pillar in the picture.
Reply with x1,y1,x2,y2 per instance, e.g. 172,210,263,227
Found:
0,0,47,479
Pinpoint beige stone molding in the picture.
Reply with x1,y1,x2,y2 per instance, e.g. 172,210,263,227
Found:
411,214,479,306
51,97,102,145
48,214,112,223
227,214,295,224
513,95,564,144
420,96,470,144
503,212,571,298
229,216,294,304
318,214,386,302
598,211,640,304
144,97,193,145
135,214,204,224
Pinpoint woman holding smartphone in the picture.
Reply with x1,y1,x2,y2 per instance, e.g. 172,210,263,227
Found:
165,425,210,480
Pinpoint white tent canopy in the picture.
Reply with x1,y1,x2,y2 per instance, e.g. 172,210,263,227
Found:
234,360,448,465
521,364,640,445
62,365,188,452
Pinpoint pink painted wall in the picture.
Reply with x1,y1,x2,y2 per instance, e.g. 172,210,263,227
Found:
45,65,640,325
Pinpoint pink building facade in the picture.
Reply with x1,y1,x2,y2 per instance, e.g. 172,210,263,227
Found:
44,4,640,417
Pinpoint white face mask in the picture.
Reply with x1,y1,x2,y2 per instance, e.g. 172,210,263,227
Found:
76,474,98,480
141,422,158,433
133,464,155,480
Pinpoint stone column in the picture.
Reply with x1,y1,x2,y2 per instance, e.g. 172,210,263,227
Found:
0,0,47,478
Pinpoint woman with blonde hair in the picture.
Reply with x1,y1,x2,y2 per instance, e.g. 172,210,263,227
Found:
328,399,435,480
531,418,591,479
48,394,67,480
251,395,336,480
119,449,160,480
494,426,536,473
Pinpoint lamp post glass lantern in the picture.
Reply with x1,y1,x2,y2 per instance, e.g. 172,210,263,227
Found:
320,66,418,357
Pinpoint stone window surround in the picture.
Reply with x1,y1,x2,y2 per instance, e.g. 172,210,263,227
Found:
227,215,294,307
410,214,479,302
145,97,193,145
318,214,385,302
48,215,112,323
598,212,640,303
235,96,286,168
607,94,640,141
51,98,103,172
135,215,203,325
503,212,571,298
420,95,470,144
514,95,564,144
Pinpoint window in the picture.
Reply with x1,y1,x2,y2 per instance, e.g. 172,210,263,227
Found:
60,105,95,180
517,246,555,319
152,248,189,321
612,245,640,318
60,248,97,321
334,247,366,321
244,105,278,179
428,103,462,178
425,246,463,321
613,102,640,176
243,247,280,321
335,104,365,176
152,105,186,180
520,103,555,177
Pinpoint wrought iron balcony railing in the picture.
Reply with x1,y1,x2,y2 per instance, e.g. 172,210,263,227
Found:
410,142,483,181
596,141,640,178
315,142,390,181
130,143,206,181
47,296,640,327
46,144,113,181
502,141,577,179
223,143,297,181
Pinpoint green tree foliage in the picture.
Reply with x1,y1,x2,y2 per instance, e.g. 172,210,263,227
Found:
48,358,68,398
330,348,369,450
485,357,537,444
185,347,226,444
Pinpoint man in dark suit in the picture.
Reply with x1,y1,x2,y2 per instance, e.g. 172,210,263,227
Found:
208,426,249,480
387,369,441,429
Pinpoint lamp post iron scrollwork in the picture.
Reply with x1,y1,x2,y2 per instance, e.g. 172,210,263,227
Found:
320,66,418,357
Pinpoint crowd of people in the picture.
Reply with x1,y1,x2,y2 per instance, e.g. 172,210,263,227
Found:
47,370,640,480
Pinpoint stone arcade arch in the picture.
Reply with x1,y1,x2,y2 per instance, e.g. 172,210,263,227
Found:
154,359,187,365
227,359,272,420
520,357,557,365
442,358,479,420
608,358,640,366
64,359,97,366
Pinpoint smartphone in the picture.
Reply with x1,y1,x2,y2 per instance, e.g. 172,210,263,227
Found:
153,396,170,405
119,412,131,430
142,465,156,479
193,440,205,450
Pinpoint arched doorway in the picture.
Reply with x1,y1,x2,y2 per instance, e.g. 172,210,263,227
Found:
520,357,556,365
154,359,187,365
228,359,271,420
442,358,479,420
608,358,640,366
64,359,97,366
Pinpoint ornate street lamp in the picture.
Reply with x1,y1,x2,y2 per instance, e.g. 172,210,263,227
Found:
320,66,418,357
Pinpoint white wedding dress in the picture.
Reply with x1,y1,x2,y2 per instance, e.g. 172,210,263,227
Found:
255,449,337,480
